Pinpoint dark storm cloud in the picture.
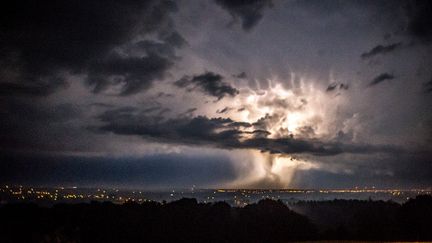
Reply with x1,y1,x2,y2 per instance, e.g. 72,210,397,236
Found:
296,126,316,138
134,39,181,58
340,83,349,90
86,53,174,95
94,107,403,156
175,72,239,100
360,42,403,59
141,105,170,115
404,0,432,42
157,92,175,98
326,83,349,92
0,0,184,96
423,78,432,93
214,0,273,31
0,0,185,155
326,83,338,92
243,137,402,156
216,107,233,114
245,129,271,137
0,99,82,151
179,108,198,117
0,100,81,123
160,31,188,49
96,109,243,145
0,79,68,97
369,73,395,86
90,103,115,108
233,72,247,79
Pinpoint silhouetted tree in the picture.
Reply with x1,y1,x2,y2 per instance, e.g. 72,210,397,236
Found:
0,195,431,242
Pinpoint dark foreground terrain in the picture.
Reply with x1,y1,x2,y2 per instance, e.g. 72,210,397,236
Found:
0,195,431,243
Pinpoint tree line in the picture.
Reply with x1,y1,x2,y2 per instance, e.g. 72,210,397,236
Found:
0,195,431,242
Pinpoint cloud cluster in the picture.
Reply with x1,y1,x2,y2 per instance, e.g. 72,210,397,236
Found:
0,0,184,96
175,72,239,100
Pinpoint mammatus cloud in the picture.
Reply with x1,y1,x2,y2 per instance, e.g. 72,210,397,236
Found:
361,42,402,59
215,0,273,31
175,72,239,100
0,0,184,96
369,73,395,86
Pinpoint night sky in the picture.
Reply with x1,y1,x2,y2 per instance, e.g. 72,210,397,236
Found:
1,0,431,189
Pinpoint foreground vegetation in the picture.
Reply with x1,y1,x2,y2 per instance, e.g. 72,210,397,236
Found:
0,195,431,242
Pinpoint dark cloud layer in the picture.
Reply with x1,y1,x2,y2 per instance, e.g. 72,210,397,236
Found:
0,98,82,151
361,42,402,59
94,107,402,157
215,0,273,31
369,73,395,86
87,52,174,95
175,72,239,100
404,0,432,42
0,0,183,96
0,79,68,97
